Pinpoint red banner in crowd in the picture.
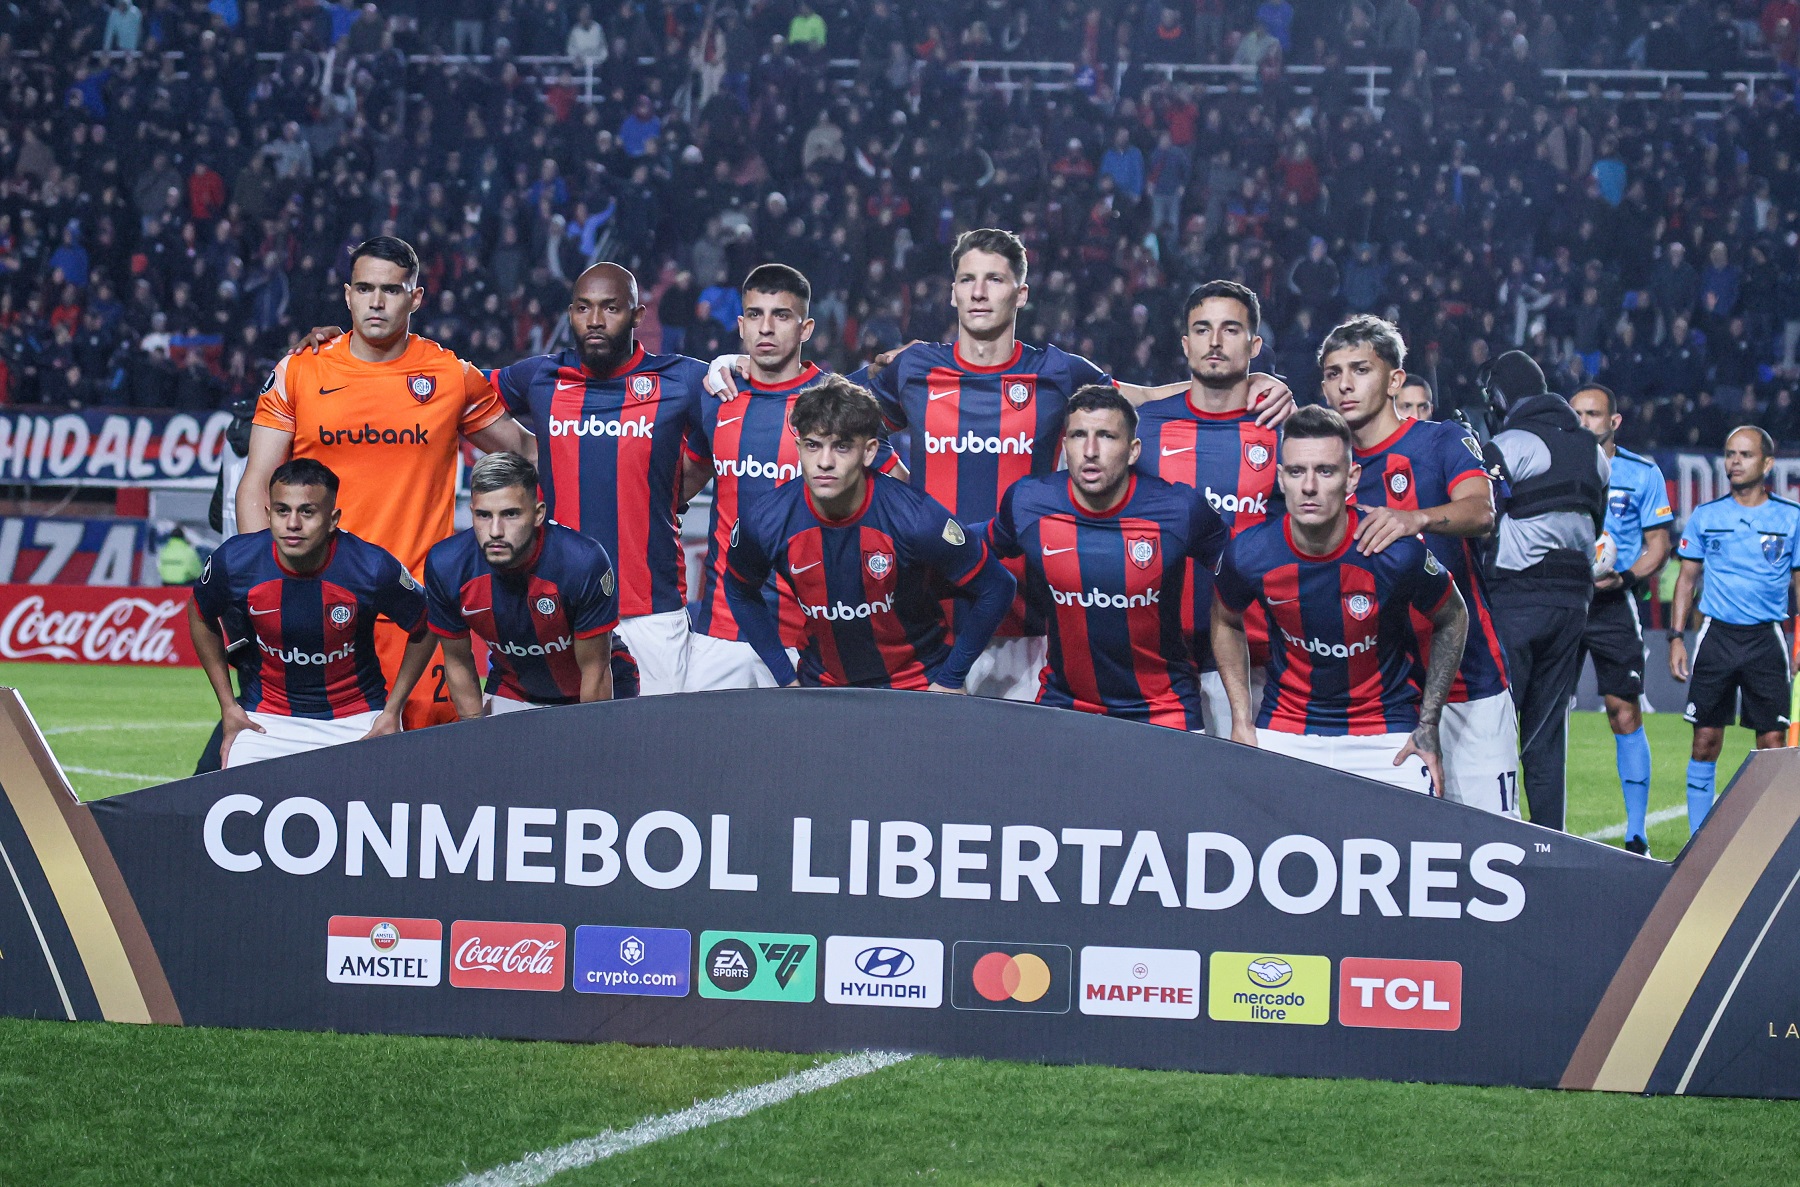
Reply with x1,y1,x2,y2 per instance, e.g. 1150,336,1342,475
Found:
0,584,197,667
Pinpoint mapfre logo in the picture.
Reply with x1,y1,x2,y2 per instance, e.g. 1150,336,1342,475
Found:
0,594,185,663
1338,957,1461,1030
449,920,566,991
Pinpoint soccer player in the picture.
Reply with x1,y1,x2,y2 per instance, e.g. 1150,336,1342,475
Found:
1132,280,1282,737
1572,384,1673,854
1669,426,1800,833
492,262,711,695
241,236,536,729
710,229,1295,701
989,384,1227,728
1317,315,1518,817
191,459,435,767
1212,406,1470,794
1394,376,1434,421
686,264,904,690
425,452,622,717
725,376,1014,690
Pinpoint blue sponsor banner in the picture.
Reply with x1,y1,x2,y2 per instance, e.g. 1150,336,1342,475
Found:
572,925,691,997
0,408,234,487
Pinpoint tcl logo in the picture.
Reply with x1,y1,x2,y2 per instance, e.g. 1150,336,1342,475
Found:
1337,957,1461,1031
449,920,566,991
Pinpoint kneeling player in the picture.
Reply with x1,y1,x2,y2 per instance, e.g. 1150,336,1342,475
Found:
1318,315,1518,816
189,459,435,767
725,375,1015,690
1211,406,1469,794
989,384,1227,728
425,451,624,717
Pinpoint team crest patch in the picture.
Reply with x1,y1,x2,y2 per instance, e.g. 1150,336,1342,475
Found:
1389,471,1410,496
330,604,352,626
866,551,893,578
942,519,966,546
630,374,658,401
535,597,556,615
1762,533,1788,565
1244,441,1271,471
406,373,435,402
1127,536,1156,569
1424,551,1444,576
601,570,616,597
1345,593,1374,621
1608,490,1631,518
1462,435,1484,462
1004,377,1034,410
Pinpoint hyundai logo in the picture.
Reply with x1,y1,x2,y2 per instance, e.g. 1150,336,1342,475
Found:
855,946,915,978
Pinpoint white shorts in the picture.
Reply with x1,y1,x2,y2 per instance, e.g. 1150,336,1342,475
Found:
1439,692,1522,817
1201,669,1267,739
683,633,800,690
964,635,1048,700
484,693,545,716
225,710,383,768
614,608,691,696
1254,729,1434,795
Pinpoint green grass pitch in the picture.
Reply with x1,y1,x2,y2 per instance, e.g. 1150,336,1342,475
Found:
0,661,1793,1186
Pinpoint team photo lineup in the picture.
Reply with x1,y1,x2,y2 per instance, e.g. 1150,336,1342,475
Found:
190,220,1791,855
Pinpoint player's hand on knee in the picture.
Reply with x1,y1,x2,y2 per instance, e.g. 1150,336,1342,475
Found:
1230,723,1258,747
704,354,750,400
362,707,404,740
1397,725,1444,797
220,705,265,766
289,325,345,355
1247,373,1296,428
927,681,967,694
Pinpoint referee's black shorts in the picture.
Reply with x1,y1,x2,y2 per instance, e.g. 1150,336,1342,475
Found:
1581,589,1647,700
1684,618,1793,733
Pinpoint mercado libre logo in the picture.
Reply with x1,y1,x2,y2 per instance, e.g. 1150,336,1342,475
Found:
1207,952,1330,1025
950,941,1071,1014
696,930,817,1002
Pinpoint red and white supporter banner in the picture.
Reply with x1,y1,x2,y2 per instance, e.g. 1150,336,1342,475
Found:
0,584,196,666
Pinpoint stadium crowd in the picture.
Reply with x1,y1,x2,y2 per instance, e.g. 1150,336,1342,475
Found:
0,0,1798,450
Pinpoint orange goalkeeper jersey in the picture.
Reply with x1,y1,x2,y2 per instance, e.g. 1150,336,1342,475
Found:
254,334,506,575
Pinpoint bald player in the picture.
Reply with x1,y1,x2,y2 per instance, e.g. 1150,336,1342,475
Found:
489,262,713,694
243,235,537,728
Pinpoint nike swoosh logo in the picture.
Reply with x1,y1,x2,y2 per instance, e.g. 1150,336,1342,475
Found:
1161,446,1194,456
462,606,489,615
717,415,744,427
928,391,956,401
1042,546,1076,555
319,385,348,394
790,561,820,573
249,607,281,615
1265,597,1298,605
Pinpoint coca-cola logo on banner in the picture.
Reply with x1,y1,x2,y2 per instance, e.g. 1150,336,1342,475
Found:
0,586,197,666
448,920,566,992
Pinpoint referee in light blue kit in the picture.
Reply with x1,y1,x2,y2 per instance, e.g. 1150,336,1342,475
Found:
1669,426,1800,834
1572,385,1673,855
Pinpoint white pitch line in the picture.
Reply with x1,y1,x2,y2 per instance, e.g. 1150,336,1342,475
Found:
1582,805,1687,842
448,1050,912,1187
40,721,211,735
64,765,182,783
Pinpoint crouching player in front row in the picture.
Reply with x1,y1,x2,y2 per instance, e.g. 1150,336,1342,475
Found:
988,383,1228,728
190,459,437,767
425,451,631,718
1210,406,1469,794
725,375,1015,690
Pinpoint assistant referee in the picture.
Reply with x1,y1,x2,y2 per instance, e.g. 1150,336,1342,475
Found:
1669,425,1800,834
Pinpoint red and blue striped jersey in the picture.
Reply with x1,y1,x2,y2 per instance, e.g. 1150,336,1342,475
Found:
1351,417,1509,702
1214,512,1455,736
423,522,620,705
726,472,989,689
493,344,706,619
988,473,1228,729
192,530,426,720
861,340,1109,636
690,363,899,646
1132,392,1280,668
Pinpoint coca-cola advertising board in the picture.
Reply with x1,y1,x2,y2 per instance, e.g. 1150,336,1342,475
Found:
448,920,566,991
0,584,197,666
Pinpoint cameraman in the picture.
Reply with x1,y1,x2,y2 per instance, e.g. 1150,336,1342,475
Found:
1483,352,1610,832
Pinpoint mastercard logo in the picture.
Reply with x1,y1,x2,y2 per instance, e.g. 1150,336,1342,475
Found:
971,951,1053,1003
951,941,1072,1014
